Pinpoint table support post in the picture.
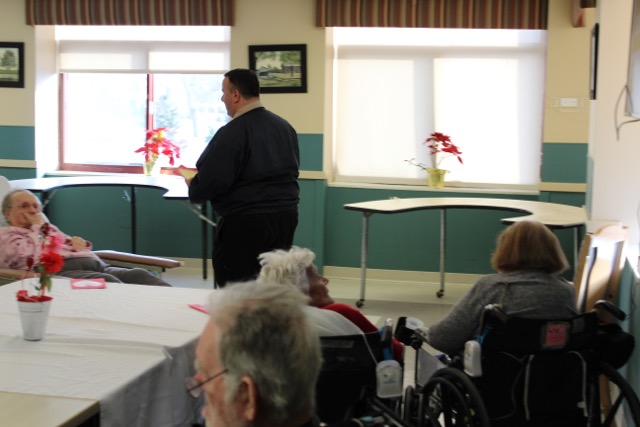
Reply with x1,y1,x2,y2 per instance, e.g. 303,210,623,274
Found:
356,213,371,308
202,203,208,281
437,208,447,298
574,224,585,272
130,186,137,254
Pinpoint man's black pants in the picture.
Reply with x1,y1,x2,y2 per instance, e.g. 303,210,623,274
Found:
212,209,298,288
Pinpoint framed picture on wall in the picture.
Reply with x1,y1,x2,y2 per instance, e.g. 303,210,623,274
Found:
0,42,25,88
248,44,307,93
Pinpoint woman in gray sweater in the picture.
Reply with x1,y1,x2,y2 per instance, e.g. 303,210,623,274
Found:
426,220,577,355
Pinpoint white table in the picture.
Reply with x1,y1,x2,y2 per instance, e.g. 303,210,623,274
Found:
344,197,587,306
0,279,212,426
0,392,99,427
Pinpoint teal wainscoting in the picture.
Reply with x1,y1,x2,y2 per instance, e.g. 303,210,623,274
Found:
0,126,35,160
298,133,323,171
0,168,36,180
295,179,327,268
542,143,588,183
44,186,205,258
324,187,579,280
38,178,324,264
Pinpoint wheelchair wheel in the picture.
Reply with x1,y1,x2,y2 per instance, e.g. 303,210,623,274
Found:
403,385,416,424
402,385,428,427
591,361,640,427
419,367,490,427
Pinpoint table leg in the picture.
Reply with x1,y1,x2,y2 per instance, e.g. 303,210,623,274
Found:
356,213,371,308
202,203,208,281
437,208,447,298
574,224,584,272
130,186,137,253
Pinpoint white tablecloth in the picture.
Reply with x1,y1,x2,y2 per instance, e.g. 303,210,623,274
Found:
0,279,212,427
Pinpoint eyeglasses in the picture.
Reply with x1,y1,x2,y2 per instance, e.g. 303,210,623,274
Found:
185,368,228,398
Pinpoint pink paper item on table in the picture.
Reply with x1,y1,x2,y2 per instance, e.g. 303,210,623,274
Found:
70,278,107,289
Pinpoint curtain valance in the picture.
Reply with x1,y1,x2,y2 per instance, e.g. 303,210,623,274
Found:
26,0,234,25
316,0,549,30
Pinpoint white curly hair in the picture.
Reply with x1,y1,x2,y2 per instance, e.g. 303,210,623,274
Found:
257,246,315,294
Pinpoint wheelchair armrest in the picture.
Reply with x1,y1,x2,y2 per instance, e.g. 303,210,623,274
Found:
93,250,183,269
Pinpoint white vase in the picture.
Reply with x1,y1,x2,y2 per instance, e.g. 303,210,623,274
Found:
18,299,52,341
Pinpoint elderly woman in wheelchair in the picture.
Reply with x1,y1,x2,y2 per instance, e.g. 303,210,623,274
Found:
396,221,640,427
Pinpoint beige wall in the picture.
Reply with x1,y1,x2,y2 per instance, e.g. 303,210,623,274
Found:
231,0,325,134
0,0,35,127
544,0,593,143
591,0,640,255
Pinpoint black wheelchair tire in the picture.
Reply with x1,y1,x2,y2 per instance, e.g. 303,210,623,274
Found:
595,361,640,427
420,367,490,427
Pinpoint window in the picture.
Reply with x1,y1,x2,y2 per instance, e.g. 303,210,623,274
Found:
331,28,547,189
56,26,230,172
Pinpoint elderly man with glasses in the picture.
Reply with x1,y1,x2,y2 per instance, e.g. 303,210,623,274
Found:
188,280,322,427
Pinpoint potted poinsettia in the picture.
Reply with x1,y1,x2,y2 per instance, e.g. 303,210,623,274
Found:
135,128,181,176
405,132,463,188
16,222,64,340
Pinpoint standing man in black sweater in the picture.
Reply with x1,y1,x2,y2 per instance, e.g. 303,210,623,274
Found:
187,68,300,288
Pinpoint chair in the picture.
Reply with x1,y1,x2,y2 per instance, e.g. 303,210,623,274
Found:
0,176,182,285
573,224,628,314
316,326,402,424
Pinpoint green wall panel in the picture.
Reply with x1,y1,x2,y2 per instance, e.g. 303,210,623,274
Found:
0,168,36,180
43,186,205,258
44,187,131,251
0,126,35,160
298,133,323,171
295,179,326,269
542,143,588,183
324,187,577,279
539,191,586,207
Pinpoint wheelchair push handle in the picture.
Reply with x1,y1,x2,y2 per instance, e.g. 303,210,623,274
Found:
594,299,627,321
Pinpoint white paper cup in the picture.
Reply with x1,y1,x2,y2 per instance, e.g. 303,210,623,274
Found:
18,300,52,341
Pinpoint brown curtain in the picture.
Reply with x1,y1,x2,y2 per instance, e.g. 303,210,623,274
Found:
26,0,234,25
316,0,549,30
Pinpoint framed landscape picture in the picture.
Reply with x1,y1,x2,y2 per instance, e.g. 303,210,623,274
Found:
0,42,24,88
248,44,307,93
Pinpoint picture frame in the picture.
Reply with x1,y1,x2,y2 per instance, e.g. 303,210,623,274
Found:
248,44,307,93
0,42,24,89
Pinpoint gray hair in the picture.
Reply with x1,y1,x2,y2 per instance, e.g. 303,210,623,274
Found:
207,280,322,424
257,246,315,294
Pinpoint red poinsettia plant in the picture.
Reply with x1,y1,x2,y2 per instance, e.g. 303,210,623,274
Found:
135,128,181,165
406,132,463,170
16,222,64,302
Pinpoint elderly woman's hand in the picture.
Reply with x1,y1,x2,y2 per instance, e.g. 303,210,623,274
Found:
69,236,88,251
26,212,45,226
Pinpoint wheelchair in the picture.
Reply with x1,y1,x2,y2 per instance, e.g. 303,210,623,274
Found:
398,300,640,427
316,322,409,426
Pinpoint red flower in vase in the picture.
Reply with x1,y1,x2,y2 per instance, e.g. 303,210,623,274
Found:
135,128,181,165
16,222,64,302
425,132,463,167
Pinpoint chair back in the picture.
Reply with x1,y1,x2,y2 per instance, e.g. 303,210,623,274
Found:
573,224,628,314
316,331,386,423
0,176,12,227
475,310,598,426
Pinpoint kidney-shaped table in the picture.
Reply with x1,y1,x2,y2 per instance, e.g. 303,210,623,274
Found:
344,197,587,307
